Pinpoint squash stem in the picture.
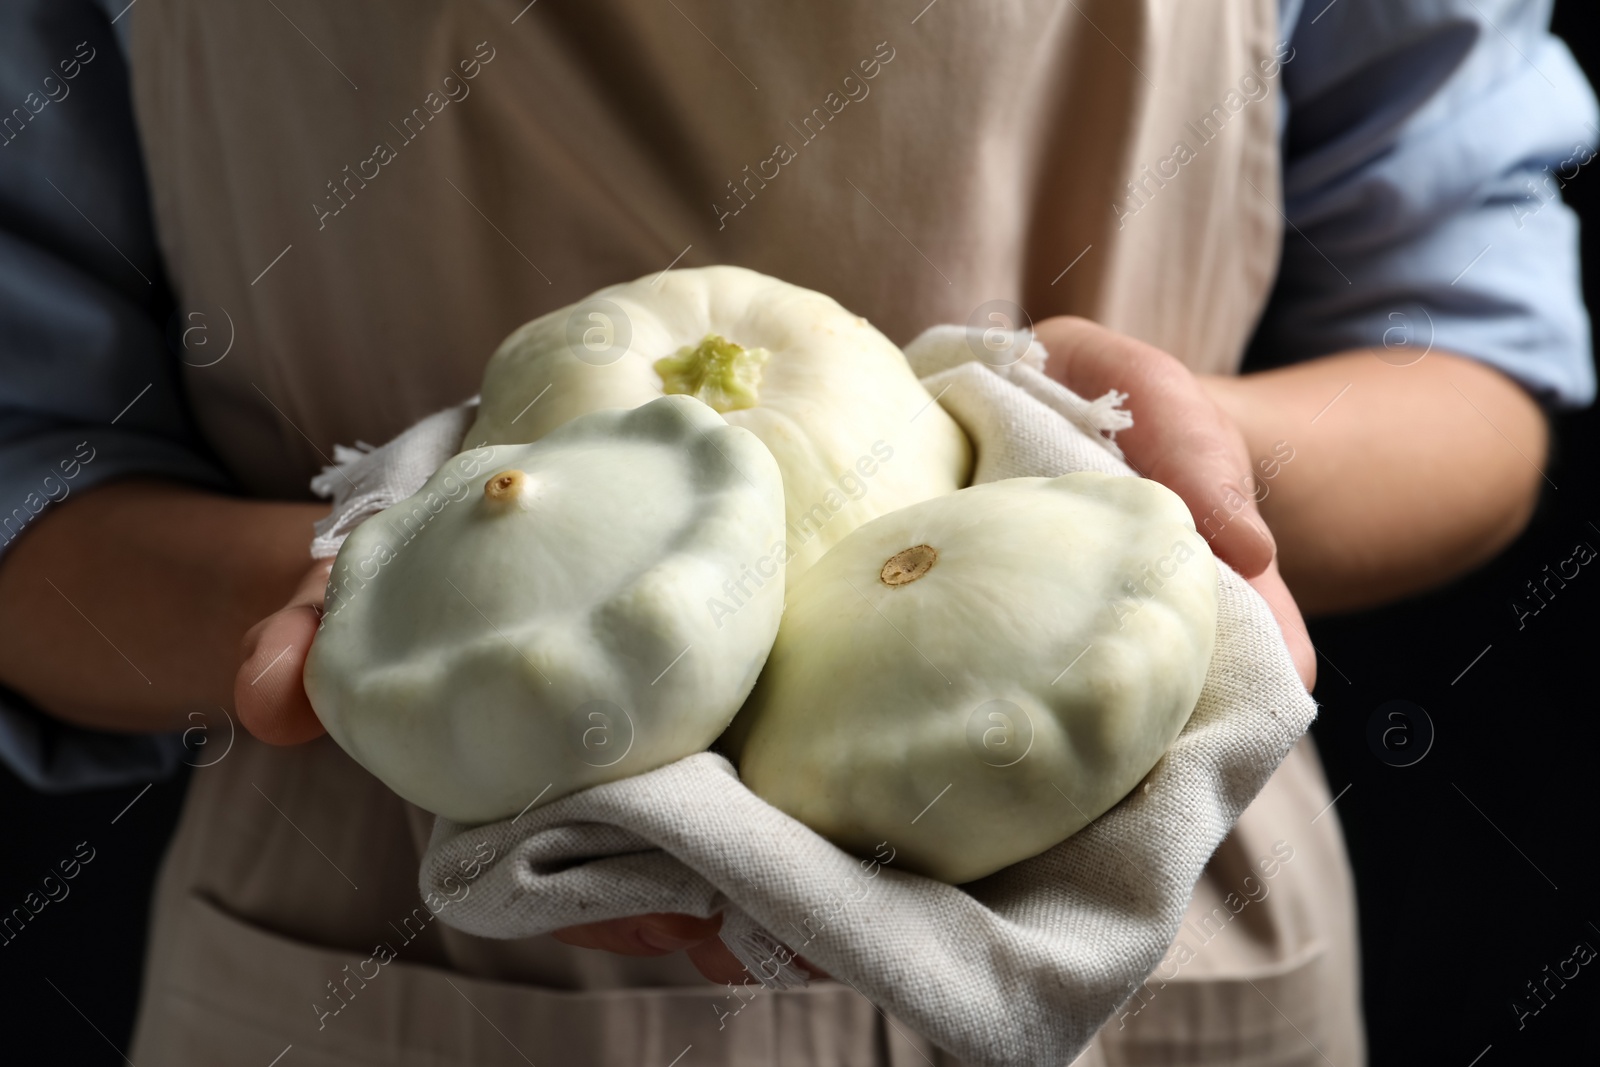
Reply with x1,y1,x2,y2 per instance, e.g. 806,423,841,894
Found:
654,334,770,413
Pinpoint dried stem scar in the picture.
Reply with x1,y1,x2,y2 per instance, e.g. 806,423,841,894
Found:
880,544,938,587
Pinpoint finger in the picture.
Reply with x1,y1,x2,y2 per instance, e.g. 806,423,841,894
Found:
685,936,755,985
636,912,723,950
551,918,672,956
1243,559,1317,690
1036,318,1277,579
683,936,830,985
236,606,324,744
236,561,333,745
551,913,723,957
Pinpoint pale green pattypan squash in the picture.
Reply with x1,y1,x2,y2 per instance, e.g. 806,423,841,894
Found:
465,266,971,583
730,472,1219,884
305,396,786,823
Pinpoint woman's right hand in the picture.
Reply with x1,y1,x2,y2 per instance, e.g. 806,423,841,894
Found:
236,558,333,744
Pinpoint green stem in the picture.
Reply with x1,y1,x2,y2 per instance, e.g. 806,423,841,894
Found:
654,334,770,413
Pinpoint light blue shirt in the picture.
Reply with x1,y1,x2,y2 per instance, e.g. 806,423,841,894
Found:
0,0,1594,789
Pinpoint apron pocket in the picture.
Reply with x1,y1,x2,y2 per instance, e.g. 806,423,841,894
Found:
131,891,917,1067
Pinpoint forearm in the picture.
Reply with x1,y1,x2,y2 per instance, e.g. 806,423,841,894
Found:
1203,351,1548,615
0,480,324,732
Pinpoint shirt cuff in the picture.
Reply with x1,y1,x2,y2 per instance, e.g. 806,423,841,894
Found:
0,684,185,792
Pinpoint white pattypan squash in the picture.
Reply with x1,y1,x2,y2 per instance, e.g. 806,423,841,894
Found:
305,396,786,824
730,472,1218,884
465,265,971,583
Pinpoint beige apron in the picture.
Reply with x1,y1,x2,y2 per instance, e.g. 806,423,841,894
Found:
125,1,1362,1062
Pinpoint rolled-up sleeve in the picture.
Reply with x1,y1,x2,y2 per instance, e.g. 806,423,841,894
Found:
1252,0,1597,407
1,0,228,789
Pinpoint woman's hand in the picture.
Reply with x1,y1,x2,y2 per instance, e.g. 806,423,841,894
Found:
1036,317,1550,653
236,558,333,744
552,912,826,984
1034,316,1316,689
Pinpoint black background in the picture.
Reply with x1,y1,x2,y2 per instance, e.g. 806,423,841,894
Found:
2,6,1597,1064
1304,4,1599,1061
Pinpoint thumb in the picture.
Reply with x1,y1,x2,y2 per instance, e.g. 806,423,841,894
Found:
1036,317,1277,579
235,560,332,745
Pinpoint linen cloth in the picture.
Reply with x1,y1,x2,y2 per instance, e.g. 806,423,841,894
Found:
305,326,1318,1066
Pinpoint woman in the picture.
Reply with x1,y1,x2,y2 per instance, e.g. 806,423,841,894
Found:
0,0,1591,1062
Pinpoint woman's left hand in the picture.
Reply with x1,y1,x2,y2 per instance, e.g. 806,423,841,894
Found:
1034,316,1316,689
